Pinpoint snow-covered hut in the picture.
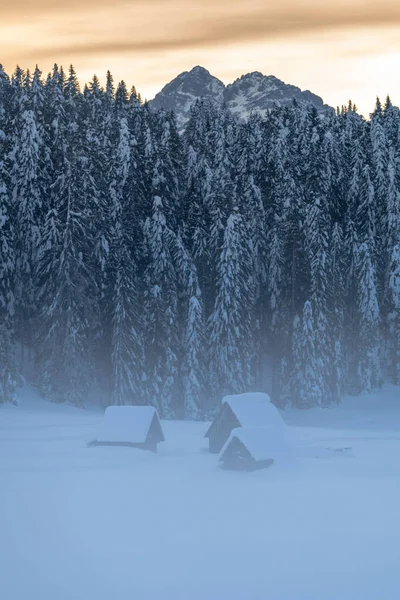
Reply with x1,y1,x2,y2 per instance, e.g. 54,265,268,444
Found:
205,392,284,454
219,426,291,471
92,406,165,452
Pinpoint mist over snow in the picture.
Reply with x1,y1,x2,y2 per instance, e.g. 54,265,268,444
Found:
1,386,400,599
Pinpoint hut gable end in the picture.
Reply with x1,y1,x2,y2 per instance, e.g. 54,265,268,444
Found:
205,392,284,454
148,413,165,443
205,403,241,454
219,426,292,471
92,406,165,452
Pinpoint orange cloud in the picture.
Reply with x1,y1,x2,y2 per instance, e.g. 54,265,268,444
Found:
2,0,400,116
4,1,400,54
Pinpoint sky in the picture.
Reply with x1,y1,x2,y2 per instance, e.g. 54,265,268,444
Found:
2,0,400,115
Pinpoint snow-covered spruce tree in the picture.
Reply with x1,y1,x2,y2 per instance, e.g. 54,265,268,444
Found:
329,222,346,400
209,111,236,241
181,143,200,236
265,122,299,404
171,233,205,420
35,96,99,406
386,147,400,256
371,100,388,202
184,104,231,299
305,125,345,402
382,95,400,145
291,301,324,408
150,116,181,231
388,244,400,384
353,162,376,257
82,71,114,359
182,279,204,419
9,66,25,126
241,174,267,386
383,147,400,297
370,107,389,288
266,212,286,402
0,64,12,145
305,197,332,405
143,196,180,418
131,106,156,225
0,162,17,404
185,97,219,163
344,152,363,390
31,66,46,115
208,210,253,403
31,66,53,217
11,108,45,342
156,112,184,228
246,113,264,182
302,122,333,388
183,150,216,319
356,242,381,392
108,117,144,406
115,80,129,115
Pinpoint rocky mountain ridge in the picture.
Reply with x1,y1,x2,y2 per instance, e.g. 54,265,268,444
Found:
149,66,332,127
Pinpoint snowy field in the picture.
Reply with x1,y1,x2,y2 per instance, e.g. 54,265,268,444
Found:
1,387,400,600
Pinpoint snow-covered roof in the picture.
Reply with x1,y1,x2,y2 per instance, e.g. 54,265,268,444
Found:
222,393,284,429
96,406,163,444
219,426,292,463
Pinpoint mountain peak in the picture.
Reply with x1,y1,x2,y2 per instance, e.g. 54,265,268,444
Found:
189,65,211,76
238,71,265,79
149,66,224,128
149,66,332,127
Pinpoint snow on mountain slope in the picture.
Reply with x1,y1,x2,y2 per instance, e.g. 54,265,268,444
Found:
149,66,224,129
149,66,333,128
225,71,331,119
1,386,400,600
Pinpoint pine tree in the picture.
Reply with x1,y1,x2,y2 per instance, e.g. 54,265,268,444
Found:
305,197,331,403
386,147,400,255
31,66,46,115
291,301,324,408
35,95,99,405
208,211,253,402
143,196,180,418
241,175,266,386
0,64,11,130
109,118,144,405
370,111,389,282
115,80,129,113
172,234,205,419
388,244,400,383
11,107,45,345
265,121,300,403
182,282,204,419
329,222,346,399
151,113,182,230
356,242,381,392
0,161,17,403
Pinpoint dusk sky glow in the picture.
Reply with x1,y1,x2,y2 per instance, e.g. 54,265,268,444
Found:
2,0,400,114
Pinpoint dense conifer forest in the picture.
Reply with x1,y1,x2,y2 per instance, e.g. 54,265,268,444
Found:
0,64,399,417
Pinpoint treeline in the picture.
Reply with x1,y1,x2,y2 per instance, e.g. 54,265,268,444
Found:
0,63,399,416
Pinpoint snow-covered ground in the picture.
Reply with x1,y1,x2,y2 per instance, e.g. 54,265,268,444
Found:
1,386,400,600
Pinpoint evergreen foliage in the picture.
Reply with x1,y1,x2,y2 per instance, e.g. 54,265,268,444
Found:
1,64,399,413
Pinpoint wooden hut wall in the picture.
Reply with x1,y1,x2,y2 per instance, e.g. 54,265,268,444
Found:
208,404,241,453
220,437,274,472
144,414,164,452
220,437,254,470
